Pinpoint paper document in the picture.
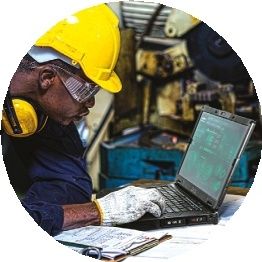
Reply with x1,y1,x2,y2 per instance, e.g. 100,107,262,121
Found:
54,226,170,260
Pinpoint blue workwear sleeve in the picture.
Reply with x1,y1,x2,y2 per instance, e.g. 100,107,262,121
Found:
3,119,93,236
21,198,64,236
20,149,92,235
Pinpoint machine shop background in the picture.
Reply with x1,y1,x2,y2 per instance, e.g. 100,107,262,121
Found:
79,1,261,192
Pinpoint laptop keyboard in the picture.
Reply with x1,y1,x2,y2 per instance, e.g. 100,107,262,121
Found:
157,185,203,213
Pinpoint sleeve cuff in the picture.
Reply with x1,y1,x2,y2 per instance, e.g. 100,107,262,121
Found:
93,199,104,225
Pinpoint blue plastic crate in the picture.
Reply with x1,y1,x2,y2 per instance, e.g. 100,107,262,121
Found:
230,178,254,189
231,146,261,183
99,128,261,189
100,130,184,182
100,174,134,189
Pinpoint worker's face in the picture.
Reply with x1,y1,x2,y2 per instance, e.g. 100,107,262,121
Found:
46,92,96,126
38,66,96,125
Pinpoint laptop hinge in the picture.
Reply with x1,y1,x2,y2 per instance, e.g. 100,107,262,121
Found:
174,182,216,211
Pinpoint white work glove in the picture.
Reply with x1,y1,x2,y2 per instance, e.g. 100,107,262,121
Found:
94,186,165,226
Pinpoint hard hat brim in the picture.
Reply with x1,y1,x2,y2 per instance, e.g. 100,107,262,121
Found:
28,46,80,69
89,71,122,93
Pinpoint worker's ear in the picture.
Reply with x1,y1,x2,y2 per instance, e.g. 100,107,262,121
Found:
38,66,57,90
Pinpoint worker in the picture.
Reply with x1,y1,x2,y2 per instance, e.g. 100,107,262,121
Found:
1,4,165,236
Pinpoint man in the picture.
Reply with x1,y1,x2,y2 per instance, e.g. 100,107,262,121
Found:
1,4,165,236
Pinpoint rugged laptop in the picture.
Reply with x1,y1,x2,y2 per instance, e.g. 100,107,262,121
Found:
121,106,256,230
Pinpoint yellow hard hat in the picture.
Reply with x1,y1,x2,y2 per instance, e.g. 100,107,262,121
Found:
29,4,122,93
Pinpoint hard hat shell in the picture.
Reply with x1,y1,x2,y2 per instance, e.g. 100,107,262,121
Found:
32,4,122,93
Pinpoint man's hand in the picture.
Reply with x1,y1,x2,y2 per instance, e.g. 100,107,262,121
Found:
94,186,165,226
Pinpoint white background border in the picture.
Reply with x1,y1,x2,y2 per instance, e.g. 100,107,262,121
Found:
0,1,261,262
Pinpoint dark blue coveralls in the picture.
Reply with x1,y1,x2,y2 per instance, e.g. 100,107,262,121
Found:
2,118,93,236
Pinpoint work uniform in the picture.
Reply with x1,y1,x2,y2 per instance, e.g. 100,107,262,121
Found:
1,4,122,237
2,118,92,236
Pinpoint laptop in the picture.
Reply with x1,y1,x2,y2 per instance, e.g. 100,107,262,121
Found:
119,105,256,230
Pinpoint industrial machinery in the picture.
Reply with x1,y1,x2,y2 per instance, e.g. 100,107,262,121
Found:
102,2,261,190
111,2,260,136
136,21,258,125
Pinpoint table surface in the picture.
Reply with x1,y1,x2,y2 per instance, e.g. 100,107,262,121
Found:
124,193,245,262
94,180,248,261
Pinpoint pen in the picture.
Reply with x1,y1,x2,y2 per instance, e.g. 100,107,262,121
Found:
57,240,91,249
57,240,103,259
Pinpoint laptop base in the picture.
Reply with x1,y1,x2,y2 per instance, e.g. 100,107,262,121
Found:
119,212,219,231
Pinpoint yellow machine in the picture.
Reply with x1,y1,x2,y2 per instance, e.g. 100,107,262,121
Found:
135,9,254,125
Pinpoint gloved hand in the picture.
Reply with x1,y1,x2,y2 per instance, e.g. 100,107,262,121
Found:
94,186,165,226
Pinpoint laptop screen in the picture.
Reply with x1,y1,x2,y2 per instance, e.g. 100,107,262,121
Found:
178,111,250,200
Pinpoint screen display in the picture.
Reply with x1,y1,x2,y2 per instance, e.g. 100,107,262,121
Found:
179,112,249,200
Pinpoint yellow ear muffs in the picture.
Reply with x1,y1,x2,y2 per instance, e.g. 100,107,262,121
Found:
2,96,48,138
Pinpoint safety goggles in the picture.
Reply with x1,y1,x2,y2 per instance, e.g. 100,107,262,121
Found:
52,65,100,103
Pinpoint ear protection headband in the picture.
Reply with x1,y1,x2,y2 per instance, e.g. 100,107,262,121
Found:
2,91,48,137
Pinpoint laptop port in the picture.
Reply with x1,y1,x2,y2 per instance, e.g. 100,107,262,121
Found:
162,218,186,227
188,216,207,224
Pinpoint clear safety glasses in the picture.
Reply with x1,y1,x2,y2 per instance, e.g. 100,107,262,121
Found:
53,65,100,103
